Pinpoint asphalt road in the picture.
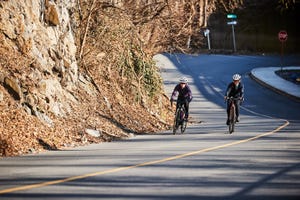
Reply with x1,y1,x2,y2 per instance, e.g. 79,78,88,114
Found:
0,54,300,200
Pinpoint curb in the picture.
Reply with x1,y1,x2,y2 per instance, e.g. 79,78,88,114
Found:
249,71,300,103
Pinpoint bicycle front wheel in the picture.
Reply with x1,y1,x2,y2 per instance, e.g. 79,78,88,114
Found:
172,116,177,134
228,104,235,134
229,122,234,133
181,120,187,134
173,109,180,135
179,106,187,134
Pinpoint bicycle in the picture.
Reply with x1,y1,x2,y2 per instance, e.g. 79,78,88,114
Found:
226,97,240,134
171,100,187,135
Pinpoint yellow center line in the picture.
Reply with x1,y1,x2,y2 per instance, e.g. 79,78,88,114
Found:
0,120,289,194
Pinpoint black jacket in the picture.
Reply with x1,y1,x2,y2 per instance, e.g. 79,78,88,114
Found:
225,82,244,98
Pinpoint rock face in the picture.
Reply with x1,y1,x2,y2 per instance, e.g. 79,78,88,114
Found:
0,0,100,156
0,0,79,121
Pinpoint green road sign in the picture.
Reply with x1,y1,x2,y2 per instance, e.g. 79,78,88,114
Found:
227,14,237,19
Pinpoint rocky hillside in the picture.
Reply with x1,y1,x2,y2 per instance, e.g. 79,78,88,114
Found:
0,0,174,157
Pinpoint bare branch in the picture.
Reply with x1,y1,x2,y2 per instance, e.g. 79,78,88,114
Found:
79,0,96,61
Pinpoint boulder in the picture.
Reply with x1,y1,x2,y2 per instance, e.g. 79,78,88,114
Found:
0,91,3,102
45,3,60,26
85,129,101,137
3,77,23,101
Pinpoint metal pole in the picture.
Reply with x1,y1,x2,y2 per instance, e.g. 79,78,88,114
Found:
207,33,211,50
187,36,191,49
281,41,283,71
232,24,236,52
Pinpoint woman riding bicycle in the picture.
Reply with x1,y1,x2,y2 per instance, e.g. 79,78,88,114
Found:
224,74,244,125
170,77,193,121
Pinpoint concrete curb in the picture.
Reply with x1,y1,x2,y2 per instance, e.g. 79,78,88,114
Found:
250,67,300,103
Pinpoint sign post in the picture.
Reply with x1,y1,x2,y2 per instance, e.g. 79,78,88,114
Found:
204,29,211,50
227,14,237,52
278,30,288,70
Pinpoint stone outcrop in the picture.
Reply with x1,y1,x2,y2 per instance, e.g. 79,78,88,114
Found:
3,77,23,101
44,0,60,26
0,0,80,123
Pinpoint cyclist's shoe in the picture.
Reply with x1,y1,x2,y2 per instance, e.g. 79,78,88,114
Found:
236,117,239,122
226,119,230,125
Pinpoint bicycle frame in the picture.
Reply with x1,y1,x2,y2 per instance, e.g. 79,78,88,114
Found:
172,101,187,135
226,97,239,134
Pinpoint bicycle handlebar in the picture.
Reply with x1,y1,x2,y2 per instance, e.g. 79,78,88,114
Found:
226,97,241,100
225,97,244,104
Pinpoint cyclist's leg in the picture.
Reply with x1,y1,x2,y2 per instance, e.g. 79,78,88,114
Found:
226,100,230,125
175,99,180,111
234,100,240,122
174,100,181,129
184,100,189,120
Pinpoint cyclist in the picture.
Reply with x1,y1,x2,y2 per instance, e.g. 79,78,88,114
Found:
170,77,193,121
224,74,244,125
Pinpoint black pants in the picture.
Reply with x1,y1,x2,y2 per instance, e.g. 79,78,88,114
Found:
176,99,189,118
227,99,240,119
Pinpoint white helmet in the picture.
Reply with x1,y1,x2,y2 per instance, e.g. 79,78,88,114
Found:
232,74,241,81
179,77,188,84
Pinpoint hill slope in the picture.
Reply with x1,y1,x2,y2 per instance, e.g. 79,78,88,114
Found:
0,0,172,156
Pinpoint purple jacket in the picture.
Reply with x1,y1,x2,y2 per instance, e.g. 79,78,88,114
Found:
171,84,193,102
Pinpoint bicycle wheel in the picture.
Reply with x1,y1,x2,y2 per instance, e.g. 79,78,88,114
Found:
228,104,235,134
229,121,234,133
181,120,187,134
180,107,187,134
173,108,180,135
